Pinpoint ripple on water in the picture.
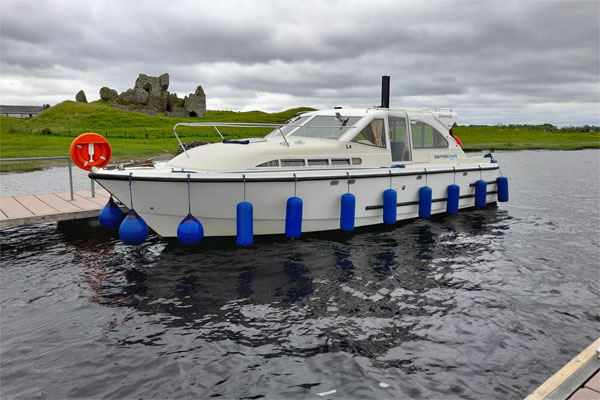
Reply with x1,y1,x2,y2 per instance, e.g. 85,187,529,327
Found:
1,150,599,399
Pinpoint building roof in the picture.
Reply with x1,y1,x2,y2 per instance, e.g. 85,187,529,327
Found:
0,105,46,114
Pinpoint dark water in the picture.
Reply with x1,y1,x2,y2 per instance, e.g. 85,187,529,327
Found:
1,150,599,399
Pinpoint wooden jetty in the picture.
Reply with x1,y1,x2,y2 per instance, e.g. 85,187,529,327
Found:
0,189,113,229
526,337,600,400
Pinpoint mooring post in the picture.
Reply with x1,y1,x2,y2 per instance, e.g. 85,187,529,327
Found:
67,158,74,201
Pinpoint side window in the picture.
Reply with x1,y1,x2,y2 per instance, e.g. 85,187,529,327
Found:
411,120,448,149
389,116,411,161
352,119,386,148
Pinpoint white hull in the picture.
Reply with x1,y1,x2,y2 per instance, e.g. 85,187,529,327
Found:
92,163,500,237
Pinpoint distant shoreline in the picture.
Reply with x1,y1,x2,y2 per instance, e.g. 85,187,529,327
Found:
1,100,598,172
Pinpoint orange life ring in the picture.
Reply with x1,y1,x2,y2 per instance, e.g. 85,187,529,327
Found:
452,135,463,147
70,133,112,171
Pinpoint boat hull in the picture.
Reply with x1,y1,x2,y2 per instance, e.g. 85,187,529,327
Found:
91,164,500,237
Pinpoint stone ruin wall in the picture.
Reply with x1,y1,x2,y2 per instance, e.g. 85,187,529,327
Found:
75,73,206,117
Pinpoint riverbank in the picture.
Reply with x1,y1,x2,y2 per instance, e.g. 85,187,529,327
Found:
1,101,598,172
452,125,599,152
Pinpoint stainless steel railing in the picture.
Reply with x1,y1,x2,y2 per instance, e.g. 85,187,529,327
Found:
0,156,96,201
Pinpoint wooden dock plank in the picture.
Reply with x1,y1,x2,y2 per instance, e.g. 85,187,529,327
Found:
55,192,103,210
584,371,600,392
78,189,109,199
0,209,102,229
0,196,34,218
34,193,83,213
570,387,599,400
14,194,59,215
74,191,110,207
0,189,127,229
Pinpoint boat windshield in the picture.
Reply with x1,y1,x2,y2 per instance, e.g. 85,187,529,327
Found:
288,115,361,139
265,115,312,138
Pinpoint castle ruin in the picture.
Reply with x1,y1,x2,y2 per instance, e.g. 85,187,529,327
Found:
98,73,206,117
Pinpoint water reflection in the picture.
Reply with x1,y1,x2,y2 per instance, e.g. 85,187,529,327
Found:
59,207,510,364
280,257,312,302
333,247,354,279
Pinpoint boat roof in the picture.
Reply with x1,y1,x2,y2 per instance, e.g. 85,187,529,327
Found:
298,106,457,129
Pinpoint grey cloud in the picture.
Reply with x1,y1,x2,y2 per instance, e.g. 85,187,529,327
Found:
0,0,598,125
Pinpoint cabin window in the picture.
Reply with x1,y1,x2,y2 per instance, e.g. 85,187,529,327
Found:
256,160,279,167
331,158,351,166
351,157,362,165
410,120,449,149
307,159,329,166
281,159,305,167
389,116,411,161
351,119,386,148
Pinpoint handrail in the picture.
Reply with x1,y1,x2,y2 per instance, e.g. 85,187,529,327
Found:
172,121,358,157
0,156,97,201
278,126,290,147
0,156,73,161
173,122,358,128
173,123,299,157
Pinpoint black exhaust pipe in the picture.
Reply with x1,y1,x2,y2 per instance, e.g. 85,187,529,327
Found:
381,75,390,108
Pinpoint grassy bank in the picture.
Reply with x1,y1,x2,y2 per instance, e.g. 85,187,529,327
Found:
454,126,599,151
1,100,598,172
0,101,313,171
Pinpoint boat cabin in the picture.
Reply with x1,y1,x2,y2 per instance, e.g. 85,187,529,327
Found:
166,107,466,172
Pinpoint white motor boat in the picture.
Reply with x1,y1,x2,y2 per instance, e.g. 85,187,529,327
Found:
89,79,507,241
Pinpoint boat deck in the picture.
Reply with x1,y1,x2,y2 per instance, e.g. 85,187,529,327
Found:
0,189,112,229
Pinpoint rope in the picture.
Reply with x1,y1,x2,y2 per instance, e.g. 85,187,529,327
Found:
293,173,297,197
243,174,246,202
128,173,133,209
187,174,191,215
346,171,350,193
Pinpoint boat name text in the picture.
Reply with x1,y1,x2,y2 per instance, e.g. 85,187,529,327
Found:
434,154,458,159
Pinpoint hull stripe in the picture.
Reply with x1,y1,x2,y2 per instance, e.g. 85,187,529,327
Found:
90,165,499,183
364,190,498,210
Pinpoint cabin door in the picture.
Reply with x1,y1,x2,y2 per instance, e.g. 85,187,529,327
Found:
388,112,411,162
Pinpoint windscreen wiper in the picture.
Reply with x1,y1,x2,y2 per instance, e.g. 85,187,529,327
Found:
335,112,349,126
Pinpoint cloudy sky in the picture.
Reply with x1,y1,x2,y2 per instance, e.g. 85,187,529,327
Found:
1,0,598,125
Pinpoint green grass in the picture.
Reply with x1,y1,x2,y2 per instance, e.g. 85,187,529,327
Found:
1,100,314,139
454,126,600,151
1,101,598,172
0,101,313,171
